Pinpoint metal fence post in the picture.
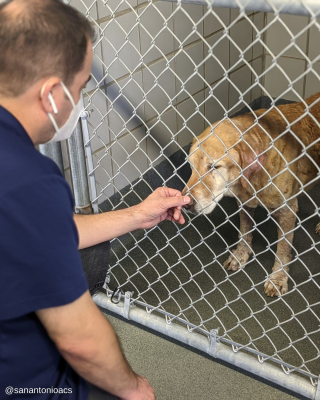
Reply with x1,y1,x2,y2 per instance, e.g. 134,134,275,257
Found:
80,95,99,214
68,119,93,215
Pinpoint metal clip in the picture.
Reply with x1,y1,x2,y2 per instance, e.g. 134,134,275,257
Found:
123,291,133,319
80,109,94,119
102,272,111,290
209,329,220,358
111,286,122,304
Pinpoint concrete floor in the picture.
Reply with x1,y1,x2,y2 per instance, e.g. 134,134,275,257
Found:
88,310,308,400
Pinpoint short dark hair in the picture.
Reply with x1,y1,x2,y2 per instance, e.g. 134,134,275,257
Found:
0,0,96,97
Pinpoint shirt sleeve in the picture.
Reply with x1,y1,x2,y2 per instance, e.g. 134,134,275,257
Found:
0,175,89,320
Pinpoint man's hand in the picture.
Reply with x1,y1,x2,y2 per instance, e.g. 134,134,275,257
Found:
74,187,190,249
122,375,155,400
133,187,190,230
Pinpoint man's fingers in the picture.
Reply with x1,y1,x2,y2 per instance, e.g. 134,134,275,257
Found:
168,210,185,224
163,196,190,210
164,207,186,224
167,206,185,224
159,187,183,198
167,208,178,220
167,209,174,218
173,207,181,221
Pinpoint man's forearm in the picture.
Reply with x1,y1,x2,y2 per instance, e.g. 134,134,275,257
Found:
74,206,142,249
37,292,139,398
60,313,138,398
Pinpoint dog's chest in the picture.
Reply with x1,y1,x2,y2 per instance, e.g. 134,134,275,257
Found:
239,175,296,209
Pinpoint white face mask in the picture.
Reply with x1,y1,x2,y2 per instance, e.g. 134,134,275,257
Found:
40,81,82,143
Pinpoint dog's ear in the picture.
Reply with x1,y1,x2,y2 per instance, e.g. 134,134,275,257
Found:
236,136,267,188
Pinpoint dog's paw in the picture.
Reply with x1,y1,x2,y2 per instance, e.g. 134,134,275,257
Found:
316,222,320,235
223,249,249,271
264,271,288,297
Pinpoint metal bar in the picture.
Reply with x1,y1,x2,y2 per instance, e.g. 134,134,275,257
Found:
39,143,64,175
68,119,93,215
94,291,318,400
162,0,320,17
103,289,317,381
316,378,320,400
80,96,99,214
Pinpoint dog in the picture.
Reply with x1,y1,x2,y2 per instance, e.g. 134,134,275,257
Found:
182,92,320,297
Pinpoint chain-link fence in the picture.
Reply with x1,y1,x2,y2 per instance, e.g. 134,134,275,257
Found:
68,0,320,397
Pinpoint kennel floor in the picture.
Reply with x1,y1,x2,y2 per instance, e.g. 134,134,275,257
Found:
88,311,306,400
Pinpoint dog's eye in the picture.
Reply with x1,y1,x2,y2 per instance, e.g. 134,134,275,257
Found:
207,164,222,172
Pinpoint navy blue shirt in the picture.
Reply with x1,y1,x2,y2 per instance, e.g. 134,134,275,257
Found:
0,106,89,399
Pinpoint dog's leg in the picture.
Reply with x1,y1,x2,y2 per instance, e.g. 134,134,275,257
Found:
223,205,255,271
264,201,298,297
316,222,320,235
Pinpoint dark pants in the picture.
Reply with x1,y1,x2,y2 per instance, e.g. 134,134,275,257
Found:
87,382,120,400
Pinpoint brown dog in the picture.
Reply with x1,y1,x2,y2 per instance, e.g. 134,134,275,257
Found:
182,93,320,297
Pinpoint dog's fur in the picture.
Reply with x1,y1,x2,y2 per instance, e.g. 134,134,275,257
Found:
182,93,320,297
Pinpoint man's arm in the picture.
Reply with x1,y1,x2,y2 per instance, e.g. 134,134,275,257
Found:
74,207,141,249
75,187,190,249
36,291,155,400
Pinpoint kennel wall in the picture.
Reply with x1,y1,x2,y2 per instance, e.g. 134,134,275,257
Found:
62,0,320,398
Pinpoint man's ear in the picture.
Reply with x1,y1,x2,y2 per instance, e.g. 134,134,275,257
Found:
236,136,267,188
39,77,63,115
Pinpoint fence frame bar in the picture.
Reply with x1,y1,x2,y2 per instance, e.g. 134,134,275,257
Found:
162,0,320,17
80,95,99,214
94,291,319,400
68,118,93,214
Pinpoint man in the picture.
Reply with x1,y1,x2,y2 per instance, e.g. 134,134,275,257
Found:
0,1,190,399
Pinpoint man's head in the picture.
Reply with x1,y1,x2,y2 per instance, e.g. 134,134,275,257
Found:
0,0,95,144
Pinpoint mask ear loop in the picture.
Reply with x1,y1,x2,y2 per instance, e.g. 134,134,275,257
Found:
60,81,76,108
40,81,58,115
48,93,58,115
40,81,60,133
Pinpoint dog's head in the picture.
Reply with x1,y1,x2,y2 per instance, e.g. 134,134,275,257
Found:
182,118,267,214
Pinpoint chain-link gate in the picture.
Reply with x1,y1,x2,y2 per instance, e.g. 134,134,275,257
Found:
67,0,320,397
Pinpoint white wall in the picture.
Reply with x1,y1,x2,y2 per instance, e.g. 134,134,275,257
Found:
264,13,319,102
